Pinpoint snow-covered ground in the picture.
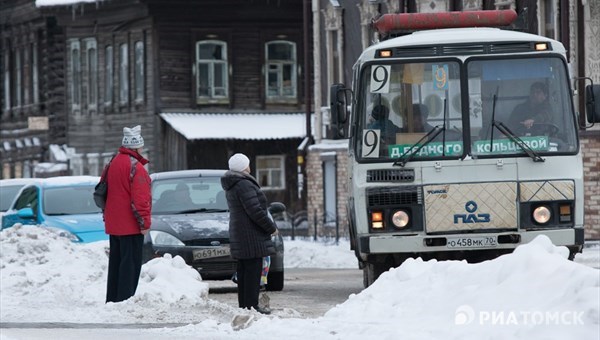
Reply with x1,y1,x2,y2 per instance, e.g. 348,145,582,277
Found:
1,225,598,340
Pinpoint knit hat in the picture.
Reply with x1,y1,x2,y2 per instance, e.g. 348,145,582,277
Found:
228,153,250,172
122,125,144,149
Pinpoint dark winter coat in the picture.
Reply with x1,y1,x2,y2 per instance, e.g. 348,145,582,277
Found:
103,147,151,236
221,170,277,259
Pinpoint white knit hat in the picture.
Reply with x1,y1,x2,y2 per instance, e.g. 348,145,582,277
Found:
228,153,250,172
122,125,144,149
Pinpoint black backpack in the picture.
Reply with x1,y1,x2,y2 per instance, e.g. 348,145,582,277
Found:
93,155,137,210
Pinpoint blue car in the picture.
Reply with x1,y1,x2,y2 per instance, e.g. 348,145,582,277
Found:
1,176,108,243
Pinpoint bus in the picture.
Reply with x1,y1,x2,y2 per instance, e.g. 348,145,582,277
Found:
330,10,600,287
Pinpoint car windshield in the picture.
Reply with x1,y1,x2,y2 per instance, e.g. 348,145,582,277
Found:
152,176,227,215
0,185,24,211
43,185,102,215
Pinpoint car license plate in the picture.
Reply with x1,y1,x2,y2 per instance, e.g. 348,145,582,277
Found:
193,247,230,260
447,236,497,249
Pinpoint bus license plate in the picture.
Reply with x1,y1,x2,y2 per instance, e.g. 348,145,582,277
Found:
447,236,497,249
193,247,230,260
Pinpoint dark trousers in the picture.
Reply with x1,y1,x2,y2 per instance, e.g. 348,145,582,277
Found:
237,258,263,309
106,234,144,303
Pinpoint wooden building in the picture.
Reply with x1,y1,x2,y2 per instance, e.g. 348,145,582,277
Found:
1,0,311,214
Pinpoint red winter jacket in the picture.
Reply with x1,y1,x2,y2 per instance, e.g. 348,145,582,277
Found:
102,147,152,236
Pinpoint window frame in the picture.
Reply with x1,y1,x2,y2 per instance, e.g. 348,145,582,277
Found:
83,38,98,113
195,40,229,104
134,40,144,103
119,43,129,106
68,39,81,114
256,155,286,190
265,40,297,103
104,45,114,109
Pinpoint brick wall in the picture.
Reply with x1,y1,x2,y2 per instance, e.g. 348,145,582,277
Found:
306,143,350,237
581,131,600,240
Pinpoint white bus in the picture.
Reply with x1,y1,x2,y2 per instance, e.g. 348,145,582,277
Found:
330,11,600,287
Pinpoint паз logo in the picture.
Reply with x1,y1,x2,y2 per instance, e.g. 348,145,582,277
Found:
453,200,491,224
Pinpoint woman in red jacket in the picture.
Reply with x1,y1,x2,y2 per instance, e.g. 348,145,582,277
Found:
102,125,152,303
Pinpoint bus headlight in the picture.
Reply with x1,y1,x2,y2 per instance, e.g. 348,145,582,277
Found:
533,206,551,224
391,210,410,228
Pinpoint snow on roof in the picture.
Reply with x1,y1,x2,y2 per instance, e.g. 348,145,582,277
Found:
160,112,312,141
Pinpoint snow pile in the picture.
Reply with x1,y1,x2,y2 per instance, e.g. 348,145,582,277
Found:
136,253,209,304
192,235,598,339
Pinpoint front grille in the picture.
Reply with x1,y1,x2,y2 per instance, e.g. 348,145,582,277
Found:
367,169,415,182
367,186,422,206
185,238,229,246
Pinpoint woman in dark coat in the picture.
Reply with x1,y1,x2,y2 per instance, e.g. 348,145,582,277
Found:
221,153,277,314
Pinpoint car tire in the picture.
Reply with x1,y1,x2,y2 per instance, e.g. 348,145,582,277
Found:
266,270,284,291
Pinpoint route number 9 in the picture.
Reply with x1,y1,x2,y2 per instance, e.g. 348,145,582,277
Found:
370,65,391,94
362,129,380,158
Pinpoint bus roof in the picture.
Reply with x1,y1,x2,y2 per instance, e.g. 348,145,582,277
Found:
359,28,564,63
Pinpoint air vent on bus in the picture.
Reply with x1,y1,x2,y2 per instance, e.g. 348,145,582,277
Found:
367,169,415,182
389,41,545,57
367,186,422,206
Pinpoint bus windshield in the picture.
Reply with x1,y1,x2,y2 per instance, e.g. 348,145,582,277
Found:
356,56,578,162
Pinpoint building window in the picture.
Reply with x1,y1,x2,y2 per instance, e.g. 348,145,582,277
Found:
256,155,285,190
195,40,228,102
32,42,39,104
68,39,81,113
540,0,558,39
119,43,128,105
265,41,297,100
3,43,10,111
14,49,22,108
134,41,144,103
105,45,113,107
84,38,98,112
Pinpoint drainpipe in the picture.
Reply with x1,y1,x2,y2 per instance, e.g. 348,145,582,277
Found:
313,0,322,143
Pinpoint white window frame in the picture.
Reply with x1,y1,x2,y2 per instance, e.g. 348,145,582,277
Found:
68,39,81,113
104,45,113,107
134,40,144,103
84,38,98,113
256,155,285,190
265,40,297,100
119,43,128,105
195,40,229,102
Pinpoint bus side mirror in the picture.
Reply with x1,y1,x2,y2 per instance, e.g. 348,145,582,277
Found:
330,83,349,139
585,84,600,124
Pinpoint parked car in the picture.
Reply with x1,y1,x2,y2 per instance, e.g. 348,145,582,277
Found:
145,169,285,291
0,178,41,213
1,176,107,243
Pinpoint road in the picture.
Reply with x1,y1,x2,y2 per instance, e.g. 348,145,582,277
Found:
208,268,364,318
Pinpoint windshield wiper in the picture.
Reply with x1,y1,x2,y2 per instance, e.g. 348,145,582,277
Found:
393,126,445,167
177,208,228,214
493,121,545,162
394,99,449,167
488,90,544,162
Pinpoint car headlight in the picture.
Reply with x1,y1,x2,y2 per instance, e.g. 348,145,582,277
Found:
45,226,81,242
533,206,551,224
391,210,410,228
149,230,185,246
